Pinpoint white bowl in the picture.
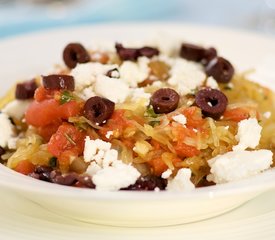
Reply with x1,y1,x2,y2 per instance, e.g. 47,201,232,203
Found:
0,23,275,227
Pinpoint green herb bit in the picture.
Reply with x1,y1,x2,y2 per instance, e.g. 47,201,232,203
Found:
144,105,159,118
64,133,76,145
149,120,160,127
49,157,57,168
60,91,74,104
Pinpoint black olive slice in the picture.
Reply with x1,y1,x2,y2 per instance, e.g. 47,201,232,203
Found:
205,57,234,83
63,43,90,69
15,79,37,100
83,96,115,125
195,88,228,119
42,74,75,91
150,88,180,114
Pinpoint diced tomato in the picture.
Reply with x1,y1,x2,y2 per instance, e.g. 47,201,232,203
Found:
174,142,200,158
25,99,81,127
182,106,205,128
148,157,168,176
99,109,132,138
148,157,182,176
37,121,62,142
58,149,78,172
48,123,86,158
223,107,259,122
14,160,35,175
172,125,197,142
34,86,59,102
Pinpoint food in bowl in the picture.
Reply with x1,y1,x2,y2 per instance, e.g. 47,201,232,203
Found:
0,39,274,191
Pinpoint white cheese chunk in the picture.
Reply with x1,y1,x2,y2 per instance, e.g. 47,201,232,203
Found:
207,150,273,184
168,58,206,95
94,75,130,103
83,137,140,191
206,76,219,89
161,169,172,179
71,62,118,91
76,87,96,100
119,57,150,87
92,160,140,191
166,168,195,191
131,88,151,106
172,114,187,126
233,118,262,151
263,111,271,119
2,99,31,120
0,113,15,148
105,131,113,139
83,137,112,164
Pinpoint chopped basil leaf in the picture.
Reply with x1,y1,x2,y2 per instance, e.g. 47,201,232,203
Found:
49,157,57,168
60,91,74,104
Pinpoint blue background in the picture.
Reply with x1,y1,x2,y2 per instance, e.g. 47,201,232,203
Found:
1,0,275,38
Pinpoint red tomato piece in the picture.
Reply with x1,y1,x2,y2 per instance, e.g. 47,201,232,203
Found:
47,123,85,158
174,142,200,158
25,99,81,127
14,160,35,175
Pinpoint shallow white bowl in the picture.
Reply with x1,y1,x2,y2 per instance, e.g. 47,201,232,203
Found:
0,23,275,227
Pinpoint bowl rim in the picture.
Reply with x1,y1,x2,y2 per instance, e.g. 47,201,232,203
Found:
0,163,274,201
1,22,275,202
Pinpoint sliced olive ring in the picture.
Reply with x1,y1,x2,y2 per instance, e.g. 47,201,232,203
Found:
205,57,234,83
195,88,228,119
180,43,217,64
115,43,140,61
15,79,37,100
83,96,115,125
63,43,90,69
106,68,120,78
138,46,159,58
115,43,159,61
150,88,180,114
42,74,75,91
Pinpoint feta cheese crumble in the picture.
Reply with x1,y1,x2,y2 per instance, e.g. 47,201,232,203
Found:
71,62,118,91
166,168,195,191
172,114,187,126
2,100,31,120
105,131,113,139
263,111,271,119
161,169,172,179
131,88,151,106
0,113,15,148
94,75,130,103
207,150,273,184
233,118,262,151
84,137,140,191
168,58,206,95
206,76,219,89
119,57,150,87
92,160,140,191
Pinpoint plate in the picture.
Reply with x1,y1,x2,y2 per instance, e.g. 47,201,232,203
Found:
1,188,275,240
0,23,275,227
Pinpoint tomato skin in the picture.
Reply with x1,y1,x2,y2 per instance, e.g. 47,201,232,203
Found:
148,157,167,176
148,157,182,176
174,142,200,158
182,107,205,128
47,123,85,158
14,160,35,175
25,99,81,127
99,109,131,138
37,121,62,142
223,107,259,122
